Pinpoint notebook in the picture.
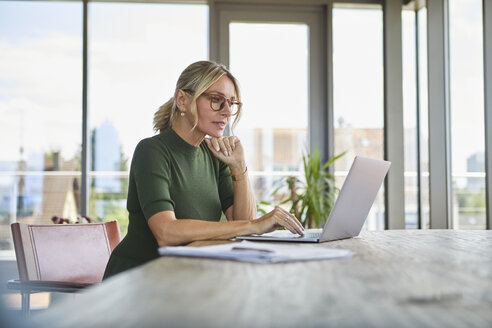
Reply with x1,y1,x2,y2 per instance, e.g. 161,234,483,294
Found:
236,156,391,243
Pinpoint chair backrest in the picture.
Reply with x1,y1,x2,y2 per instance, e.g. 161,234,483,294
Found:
11,221,121,284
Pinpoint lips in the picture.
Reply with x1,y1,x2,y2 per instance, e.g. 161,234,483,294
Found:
213,121,226,129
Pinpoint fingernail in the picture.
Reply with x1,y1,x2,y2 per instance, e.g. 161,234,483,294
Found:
216,147,220,152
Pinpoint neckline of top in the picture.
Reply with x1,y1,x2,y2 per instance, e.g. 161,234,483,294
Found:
160,128,203,155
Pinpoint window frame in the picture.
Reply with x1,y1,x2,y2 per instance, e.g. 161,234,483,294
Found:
211,3,328,162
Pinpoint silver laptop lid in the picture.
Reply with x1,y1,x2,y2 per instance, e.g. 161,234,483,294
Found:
320,156,391,242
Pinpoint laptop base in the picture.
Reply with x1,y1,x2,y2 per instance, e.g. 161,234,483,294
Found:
236,229,321,243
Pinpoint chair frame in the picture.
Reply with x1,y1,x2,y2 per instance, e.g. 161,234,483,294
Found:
7,279,91,316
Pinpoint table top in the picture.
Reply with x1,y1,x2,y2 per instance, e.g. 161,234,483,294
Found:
37,230,492,328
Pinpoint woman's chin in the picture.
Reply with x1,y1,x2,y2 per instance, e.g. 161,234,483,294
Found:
207,131,224,138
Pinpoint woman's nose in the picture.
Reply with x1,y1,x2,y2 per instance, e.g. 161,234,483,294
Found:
221,101,232,116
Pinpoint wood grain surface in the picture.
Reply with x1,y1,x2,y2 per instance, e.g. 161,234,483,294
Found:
36,230,492,328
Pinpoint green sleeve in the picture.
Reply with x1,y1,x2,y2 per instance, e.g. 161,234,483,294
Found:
218,160,234,213
133,139,175,220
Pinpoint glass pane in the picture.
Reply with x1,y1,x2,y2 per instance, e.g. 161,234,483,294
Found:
229,23,309,205
333,7,385,230
402,9,418,229
0,1,82,250
417,7,430,229
88,3,208,228
449,0,485,229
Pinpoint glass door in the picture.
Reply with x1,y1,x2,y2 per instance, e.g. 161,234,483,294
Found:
215,5,325,210
332,5,385,230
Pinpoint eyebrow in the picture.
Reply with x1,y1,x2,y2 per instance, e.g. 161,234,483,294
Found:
206,91,237,100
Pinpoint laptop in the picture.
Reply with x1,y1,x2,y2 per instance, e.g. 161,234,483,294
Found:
237,156,391,243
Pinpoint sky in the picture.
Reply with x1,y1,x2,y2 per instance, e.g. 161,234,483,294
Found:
0,0,487,175
0,1,208,165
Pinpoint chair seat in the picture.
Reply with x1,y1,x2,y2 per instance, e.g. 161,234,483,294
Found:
7,279,94,294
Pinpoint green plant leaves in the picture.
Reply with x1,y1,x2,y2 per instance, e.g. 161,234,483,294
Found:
260,147,345,228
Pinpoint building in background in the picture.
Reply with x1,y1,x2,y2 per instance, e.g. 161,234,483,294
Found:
0,153,79,250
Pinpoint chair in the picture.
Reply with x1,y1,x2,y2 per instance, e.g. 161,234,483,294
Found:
7,221,121,316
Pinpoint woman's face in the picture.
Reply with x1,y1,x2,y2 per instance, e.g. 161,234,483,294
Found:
192,75,237,138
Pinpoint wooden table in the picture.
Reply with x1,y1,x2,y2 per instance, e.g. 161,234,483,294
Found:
36,230,492,327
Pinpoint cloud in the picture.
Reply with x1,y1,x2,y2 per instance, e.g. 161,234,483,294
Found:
0,4,209,162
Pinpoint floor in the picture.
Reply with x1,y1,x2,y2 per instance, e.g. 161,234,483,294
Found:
2,292,51,310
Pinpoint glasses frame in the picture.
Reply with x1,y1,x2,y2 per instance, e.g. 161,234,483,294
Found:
182,89,242,116
201,92,242,116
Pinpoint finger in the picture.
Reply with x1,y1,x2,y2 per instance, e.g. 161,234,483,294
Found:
285,211,304,233
210,138,221,152
222,138,233,156
204,138,217,154
229,136,237,151
286,215,304,235
217,138,231,156
275,207,304,234
278,215,303,236
278,208,303,231
205,138,224,159
272,209,300,235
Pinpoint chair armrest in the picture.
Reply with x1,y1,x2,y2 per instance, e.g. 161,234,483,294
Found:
7,279,95,294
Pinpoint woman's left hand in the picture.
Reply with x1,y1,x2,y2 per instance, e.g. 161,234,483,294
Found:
204,136,245,174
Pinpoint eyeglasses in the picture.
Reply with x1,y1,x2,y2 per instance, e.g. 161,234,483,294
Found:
201,92,242,116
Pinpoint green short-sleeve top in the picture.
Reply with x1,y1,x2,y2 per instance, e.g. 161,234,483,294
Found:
103,128,234,278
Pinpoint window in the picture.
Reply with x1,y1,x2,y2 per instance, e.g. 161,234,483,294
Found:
88,3,208,234
0,0,489,252
0,1,82,250
448,0,485,229
0,2,208,249
417,7,430,229
333,6,385,230
215,5,325,225
402,8,418,228
229,22,309,204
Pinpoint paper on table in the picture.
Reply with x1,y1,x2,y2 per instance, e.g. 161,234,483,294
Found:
158,240,353,263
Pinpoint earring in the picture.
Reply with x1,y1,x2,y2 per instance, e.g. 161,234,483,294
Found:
180,112,185,117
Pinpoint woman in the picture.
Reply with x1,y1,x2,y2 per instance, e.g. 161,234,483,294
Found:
103,61,304,279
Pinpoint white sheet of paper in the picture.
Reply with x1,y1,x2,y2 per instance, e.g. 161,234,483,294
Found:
159,240,353,263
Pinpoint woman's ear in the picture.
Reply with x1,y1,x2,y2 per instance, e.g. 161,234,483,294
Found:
174,89,189,112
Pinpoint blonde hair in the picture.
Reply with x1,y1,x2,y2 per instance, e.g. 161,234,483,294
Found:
153,61,242,133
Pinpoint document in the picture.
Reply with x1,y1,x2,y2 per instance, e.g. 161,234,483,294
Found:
158,241,353,263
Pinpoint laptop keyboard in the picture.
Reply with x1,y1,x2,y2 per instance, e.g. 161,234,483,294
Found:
302,231,322,239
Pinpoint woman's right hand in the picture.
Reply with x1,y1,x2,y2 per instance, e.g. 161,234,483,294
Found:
251,207,304,236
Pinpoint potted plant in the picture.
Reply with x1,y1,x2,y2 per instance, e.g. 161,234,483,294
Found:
264,147,345,228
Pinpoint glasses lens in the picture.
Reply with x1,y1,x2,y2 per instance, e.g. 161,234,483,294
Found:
230,104,239,116
210,95,224,111
207,94,240,115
